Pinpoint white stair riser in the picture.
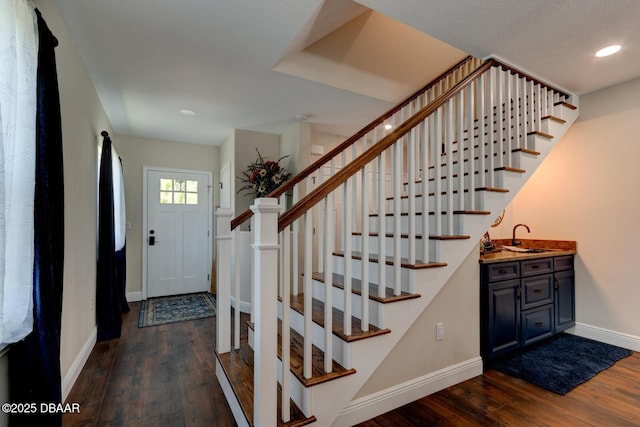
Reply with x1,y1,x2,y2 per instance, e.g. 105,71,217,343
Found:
351,234,474,264
369,213,465,236
333,255,413,291
279,300,350,367
352,234,435,262
311,278,383,328
385,193,479,215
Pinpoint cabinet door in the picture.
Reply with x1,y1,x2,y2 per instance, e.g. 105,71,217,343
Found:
555,269,575,332
486,279,521,358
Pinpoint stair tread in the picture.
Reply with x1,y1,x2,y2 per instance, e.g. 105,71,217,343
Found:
312,272,421,303
352,232,470,240
554,100,577,110
527,130,553,139
277,319,357,387
246,320,357,387
287,294,391,342
542,115,566,124
333,251,447,269
475,187,509,193
369,210,490,217
512,147,540,155
216,347,317,427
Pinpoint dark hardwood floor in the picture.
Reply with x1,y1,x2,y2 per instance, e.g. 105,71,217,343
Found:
63,302,238,426
64,301,640,426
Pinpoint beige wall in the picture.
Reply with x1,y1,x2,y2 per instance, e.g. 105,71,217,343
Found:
356,249,480,397
115,135,220,295
493,77,640,338
31,0,112,403
234,129,281,230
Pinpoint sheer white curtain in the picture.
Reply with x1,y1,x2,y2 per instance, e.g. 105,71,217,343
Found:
96,140,126,251
0,0,39,345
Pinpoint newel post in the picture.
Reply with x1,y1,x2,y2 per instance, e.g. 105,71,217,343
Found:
251,198,281,426
215,208,233,354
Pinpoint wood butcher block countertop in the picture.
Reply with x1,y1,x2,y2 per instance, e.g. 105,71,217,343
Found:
479,239,577,264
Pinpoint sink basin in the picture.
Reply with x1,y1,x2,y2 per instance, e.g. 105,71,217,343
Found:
501,245,551,253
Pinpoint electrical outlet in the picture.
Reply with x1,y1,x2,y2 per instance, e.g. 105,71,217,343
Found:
436,322,444,341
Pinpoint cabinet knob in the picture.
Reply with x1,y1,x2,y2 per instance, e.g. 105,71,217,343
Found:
533,289,542,294
535,322,544,327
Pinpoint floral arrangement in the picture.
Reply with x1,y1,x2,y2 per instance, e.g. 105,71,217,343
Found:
238,148,291,199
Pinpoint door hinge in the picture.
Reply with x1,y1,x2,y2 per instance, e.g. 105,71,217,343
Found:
207,274,210,281
208,230,210,237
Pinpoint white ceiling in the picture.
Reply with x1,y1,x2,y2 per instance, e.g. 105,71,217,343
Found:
55,0,640,146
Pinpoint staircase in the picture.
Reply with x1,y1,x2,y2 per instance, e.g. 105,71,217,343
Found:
215,57,579,426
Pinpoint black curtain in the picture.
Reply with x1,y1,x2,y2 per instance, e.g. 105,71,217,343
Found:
97,131,128,341
9,9,64,427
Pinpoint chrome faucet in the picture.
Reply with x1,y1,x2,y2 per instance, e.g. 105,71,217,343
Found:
512,224,530,246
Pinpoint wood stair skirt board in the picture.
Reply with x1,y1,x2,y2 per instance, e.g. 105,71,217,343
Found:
216,61,580,425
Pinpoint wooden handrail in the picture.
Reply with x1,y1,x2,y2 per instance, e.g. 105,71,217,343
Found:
278,59,497,232
230,55,477,230
278,58,573,231
496,61,571,100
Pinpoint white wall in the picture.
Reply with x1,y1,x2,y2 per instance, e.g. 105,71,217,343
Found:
493,77,640,340
114,135,220,297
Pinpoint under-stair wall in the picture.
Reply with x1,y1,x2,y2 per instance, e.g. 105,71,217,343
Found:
215,58,579,426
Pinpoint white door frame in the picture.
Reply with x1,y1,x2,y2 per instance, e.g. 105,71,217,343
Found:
142,166,213,300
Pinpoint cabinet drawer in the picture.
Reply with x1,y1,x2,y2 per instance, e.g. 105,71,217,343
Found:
521,274,553,310
521,257,553,277
487,262,520,282
522,305,554,346
554,255,574,271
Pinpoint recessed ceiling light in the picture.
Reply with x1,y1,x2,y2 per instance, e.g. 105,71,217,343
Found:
384,124,392,130
179,109,196,117
595,45,621,58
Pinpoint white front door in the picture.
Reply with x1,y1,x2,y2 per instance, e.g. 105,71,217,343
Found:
146,169,210,298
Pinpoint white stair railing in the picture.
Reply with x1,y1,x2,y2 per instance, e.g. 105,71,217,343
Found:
217,57,574,425
220,56,482,374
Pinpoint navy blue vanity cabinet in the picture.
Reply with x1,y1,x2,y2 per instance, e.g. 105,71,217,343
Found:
481,254,575,364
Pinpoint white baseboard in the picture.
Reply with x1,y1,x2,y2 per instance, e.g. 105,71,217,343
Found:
570,323,640,352
62,326,97,402
127,291,143,302
230,296,251,314
334,356,483,427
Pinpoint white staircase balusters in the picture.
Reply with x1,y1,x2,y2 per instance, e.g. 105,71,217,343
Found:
420,119,430,263
377,145,387,300
280,222,291,423
216,58,578,426
360,161,370,331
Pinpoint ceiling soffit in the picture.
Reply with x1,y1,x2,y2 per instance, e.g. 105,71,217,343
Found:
274,0,467,103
